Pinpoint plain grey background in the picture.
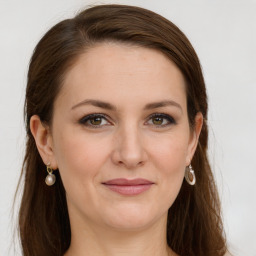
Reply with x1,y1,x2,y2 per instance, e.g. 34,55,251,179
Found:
0,0,255,255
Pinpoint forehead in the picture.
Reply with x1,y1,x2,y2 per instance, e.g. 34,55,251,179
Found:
57,42,187,109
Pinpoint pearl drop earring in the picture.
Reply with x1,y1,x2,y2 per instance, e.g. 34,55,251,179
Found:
45,163,56,186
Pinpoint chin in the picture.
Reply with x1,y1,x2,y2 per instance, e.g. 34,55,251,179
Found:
102,206,164,231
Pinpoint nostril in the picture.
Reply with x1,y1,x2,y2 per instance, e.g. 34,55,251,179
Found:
116,159,144,169
138,161,144,166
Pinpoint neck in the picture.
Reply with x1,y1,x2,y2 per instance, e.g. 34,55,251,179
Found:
64,212,177,256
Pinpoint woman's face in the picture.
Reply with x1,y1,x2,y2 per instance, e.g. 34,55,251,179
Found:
41,43,201,230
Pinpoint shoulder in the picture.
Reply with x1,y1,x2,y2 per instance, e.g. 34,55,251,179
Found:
224,252,233,256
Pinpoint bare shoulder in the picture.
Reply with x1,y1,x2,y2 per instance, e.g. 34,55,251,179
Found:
224,252,233,256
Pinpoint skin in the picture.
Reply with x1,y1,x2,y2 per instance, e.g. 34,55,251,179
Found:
31,42,203,256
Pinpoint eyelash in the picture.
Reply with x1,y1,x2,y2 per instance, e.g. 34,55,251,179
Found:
79,114,111,129
79,113,176,129
147,113,176,127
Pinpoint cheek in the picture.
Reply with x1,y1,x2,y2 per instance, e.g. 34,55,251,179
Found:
149,132,189,173
148,133,188,204
52,129,110,186
155,141,186,184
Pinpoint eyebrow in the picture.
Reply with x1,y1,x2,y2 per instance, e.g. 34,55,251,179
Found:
71,99,117,111
144,100,182,112
71,99,182,112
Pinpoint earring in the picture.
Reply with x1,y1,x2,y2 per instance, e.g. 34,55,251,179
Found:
185,164,196,185
45,163,56,186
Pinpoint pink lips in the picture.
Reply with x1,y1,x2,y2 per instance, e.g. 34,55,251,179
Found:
102,178,154,196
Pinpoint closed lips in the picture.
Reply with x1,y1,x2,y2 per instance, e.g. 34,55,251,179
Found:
102,178,154,185
102,178,154,196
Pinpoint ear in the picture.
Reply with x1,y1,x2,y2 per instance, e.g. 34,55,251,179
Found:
185,112,203,166
30,115,58,169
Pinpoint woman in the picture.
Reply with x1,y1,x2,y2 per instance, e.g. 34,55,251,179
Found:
18,4,228,256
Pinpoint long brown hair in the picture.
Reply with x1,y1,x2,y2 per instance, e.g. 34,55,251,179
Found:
17,4,226,256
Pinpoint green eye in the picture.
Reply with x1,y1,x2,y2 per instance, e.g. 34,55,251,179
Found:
147,114,176,127
152,117,164,125
79,114,110,128
90,117,103,125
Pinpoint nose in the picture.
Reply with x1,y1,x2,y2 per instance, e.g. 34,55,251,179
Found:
111,124,148,169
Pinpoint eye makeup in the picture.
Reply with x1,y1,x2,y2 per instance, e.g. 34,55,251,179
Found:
78,112,177,129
